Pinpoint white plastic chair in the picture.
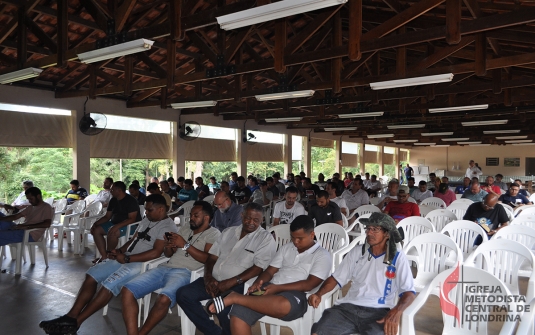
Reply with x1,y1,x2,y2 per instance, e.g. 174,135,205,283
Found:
65,201,102,254
268,224,292,251
492,224,535,250
516,205,535,218
139,205,146,218
425,209,457,232
450,198,473,206
421,197,446,209
418,205,435,217
514,204,535,217
517,297,535,335
84,194,97,206
54,201,87,250
347,213,371,238
529,193,535,203
48,198,67,240
5,228,49,275
79,203,106,255
402,266,517,335
44,197,54,205
498,203,514,221
369,197,381,206
171,200,196,225
407,197,417,204
511,215,535,230
315,223,349,272
203,194,215,205
397,216,436,246
441,220,488,260
446,202,471,220
403,232,462,292
353,204,381,218
455,193,462,200
464,239,535,301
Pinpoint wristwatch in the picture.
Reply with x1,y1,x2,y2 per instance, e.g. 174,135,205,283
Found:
236,277,244,285
182,243,191,251
124,255,130,263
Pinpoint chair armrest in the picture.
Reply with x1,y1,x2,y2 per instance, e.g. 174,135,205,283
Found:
243,277,257,293
345,220,359,233
144,256,170,270
63,212,83,219
191,267,204,281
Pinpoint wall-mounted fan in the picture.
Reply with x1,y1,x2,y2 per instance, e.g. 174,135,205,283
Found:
180,122,201,141
79,97,107,136
242,121,257,145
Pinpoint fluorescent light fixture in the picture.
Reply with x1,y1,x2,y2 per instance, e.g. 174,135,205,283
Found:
428,104,488,113
470,144,491,146
387,124,425,129
483,129,521,134
504,140,532,143
441,138,469,141
216,0,347,30
369,73,453,90
413,143,436,145
338,112,384,118
367,134,394,139
0,67,43,84
265,117,303,123
433,145,450,147
512,143,535,146
77,39,154,64
0,102,70,116
393,140,418,143
462,120,508,126
255,90,314,101
324,127,357,131
457,141,482,144
170,101,217,109
496,136,528,140
421,132,454,136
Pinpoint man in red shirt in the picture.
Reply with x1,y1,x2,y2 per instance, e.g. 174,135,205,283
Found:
383,185,420,223
481,176,501,196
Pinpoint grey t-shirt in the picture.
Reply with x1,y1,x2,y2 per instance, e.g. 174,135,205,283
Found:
125,217,177,256
162,225,221,271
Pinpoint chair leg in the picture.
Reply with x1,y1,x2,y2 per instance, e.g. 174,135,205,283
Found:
103,304,108,316
15,243,23,275
137,298,143,327
41,241,49,268
57,226,64,251
28,245,36,264
1,246,5,259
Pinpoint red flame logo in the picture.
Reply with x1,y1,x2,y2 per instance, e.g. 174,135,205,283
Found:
439,262,461,324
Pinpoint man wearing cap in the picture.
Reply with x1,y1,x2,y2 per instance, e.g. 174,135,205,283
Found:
382,185,420,223
308,212,416,335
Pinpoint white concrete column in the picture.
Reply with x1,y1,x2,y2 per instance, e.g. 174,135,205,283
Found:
395,147,401,179
335,138,342,173
303,137,311,177
172,121,186,178
378,145,384,176
359,142,365,174
71,109,90,188
283,134,292,177
237,130,247,176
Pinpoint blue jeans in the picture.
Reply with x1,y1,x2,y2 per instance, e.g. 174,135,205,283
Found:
0,219,34,246
86,260,143,296
176,277,244,335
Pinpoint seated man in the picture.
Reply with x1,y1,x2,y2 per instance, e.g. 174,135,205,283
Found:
407,177,418,196
481,176,501,196
266,177,280,200
499,182,532,207
211,191,243,232
177,179,198,206
0,187,52,246
65,179,88,205
272,173,286,197
342,179,369,213
365,175,382,197
463,193,509,244
176,176,185,190
128,183,147,206
39,194,176,334
428,173,437,192
308,191,343,226
308,212,415,335
121,201,220,335
250,181,273,206
383,185,420,223
208,176,220,194
167,177,180,191
433,183,456,206
303,177,321,208
455,177,471,194
132,180,146,195
272,187,306,225
195,177,210,200
160,180,178,209
326,181,348,217
247,176,260,193
232,176,252,205
146,183,171,209
377,180,400,209
0,180,33,212
229,172,238,192
219,181,236,203
209,215,332,334
411,180,433,204
494,174,508,191
462,181,488,202
514,179,529,197
93,177,113,207
90,181,142,263
316,173,327,189
176,203,277,335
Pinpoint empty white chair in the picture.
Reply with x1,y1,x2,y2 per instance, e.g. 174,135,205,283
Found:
529,193,535,203
66,201,102,254
464,239,535,301
514,204,535,217
48,198,67,240
402,232,462,292
174,200,196,225
425,209,457,232
315,223,349,272
203,194,215,205
455,193,462,200
498,203,514,221
516,297,535,335
516,205,535,218
397,216,435,246
450,198,473,206
417,205,434,217
79,203,106,255
446,202,471,220
421,197,446,209
347,213,371,238
402,266,517,335
492,224,535,249
511,215,535,230
369,197,381,206
441,220,488,260
268,224,292,251
6,228,49,275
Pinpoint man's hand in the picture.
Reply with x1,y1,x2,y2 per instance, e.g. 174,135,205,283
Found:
2,204,15,211
262,283,280,296
204,276,220,297
217,278,235,293
247,279,264,294
114,252,126,264
376,307,402,335
308,293,322,308
10,224,26,230
168,232,187,249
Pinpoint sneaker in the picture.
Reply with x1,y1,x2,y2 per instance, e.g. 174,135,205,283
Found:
39,315,78,334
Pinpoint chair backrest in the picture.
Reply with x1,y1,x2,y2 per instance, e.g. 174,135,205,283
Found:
455,193,462,200
203,195,215,205
53,198,67,212
530,193,535,203
441,220,488,258
498,203,514,221
369,197,381,206
355,204,381,217
84,194,97,206
403,232,462,288
397,216,436,246
464,239,535,298
268,224,292,251
511,215,535,230
450,198,473,206
517,297,535,335
139,205,145,218
85,201,102,217
425,209,457,232
407,197,417,204
492,224,535,251
517,206,535,218
177,200,196,223
446,202,470,220
314,223,349,255
421,197,446,209
44,197,54,205
402,266,517,335
418,205,435,217
71,200,86,213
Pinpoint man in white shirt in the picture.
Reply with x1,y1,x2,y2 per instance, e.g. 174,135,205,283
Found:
272,187,306,225
176,202,276,335
465,160,482,179
342,179,370,212
0,180,33,212
365,175,383,197
93,177,113,207
377,180,400,209
326,182,348,217
207,215,332,334
308,212,416,335
249,181,273,206
411,180,434,204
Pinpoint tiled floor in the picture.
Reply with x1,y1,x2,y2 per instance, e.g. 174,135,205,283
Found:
0,236,516,335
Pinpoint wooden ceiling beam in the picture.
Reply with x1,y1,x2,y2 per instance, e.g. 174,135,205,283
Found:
409,35,475,71
115,0,137,32
78,0,109,32
136,52,167,78
186,31,217,64
348,0,363,61
225,26,253,64
24,16,57,54
56,78,167,98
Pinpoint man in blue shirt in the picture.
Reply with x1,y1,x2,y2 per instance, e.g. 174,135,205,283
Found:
462,181,488,202
177,179,198,206
229,172,238,192
499,183,532,207
65,180,88,205
211,191,243,232
455,177,471,194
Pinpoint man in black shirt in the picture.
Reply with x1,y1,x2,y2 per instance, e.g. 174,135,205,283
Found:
266,177,280,200
303,177,321,209
195,177,210,200
308,190,343,226
128,184,146,205
160,180,177,202
463,193,509,245
167,177,181,192
232,176,252,204
91,181,141,262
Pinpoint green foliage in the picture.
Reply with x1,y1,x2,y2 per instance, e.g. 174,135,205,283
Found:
365,163,380,177
311,146,336,180
247,161,284,179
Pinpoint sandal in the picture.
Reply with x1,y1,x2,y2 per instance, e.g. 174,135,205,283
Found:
204,290,233,316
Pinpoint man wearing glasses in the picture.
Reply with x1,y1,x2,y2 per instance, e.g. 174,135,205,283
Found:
211,191,243,232
463,193,509,244
382,185,420,223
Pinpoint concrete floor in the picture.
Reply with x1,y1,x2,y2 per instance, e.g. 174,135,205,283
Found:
0,236,515,335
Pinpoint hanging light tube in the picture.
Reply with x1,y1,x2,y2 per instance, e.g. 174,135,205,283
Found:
387,124,426,129
0,67,43,84
337,112,384,118
255,90,315,101
170,101,218,109
428,104,488,113
369,73,453,90
77,39,154,64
